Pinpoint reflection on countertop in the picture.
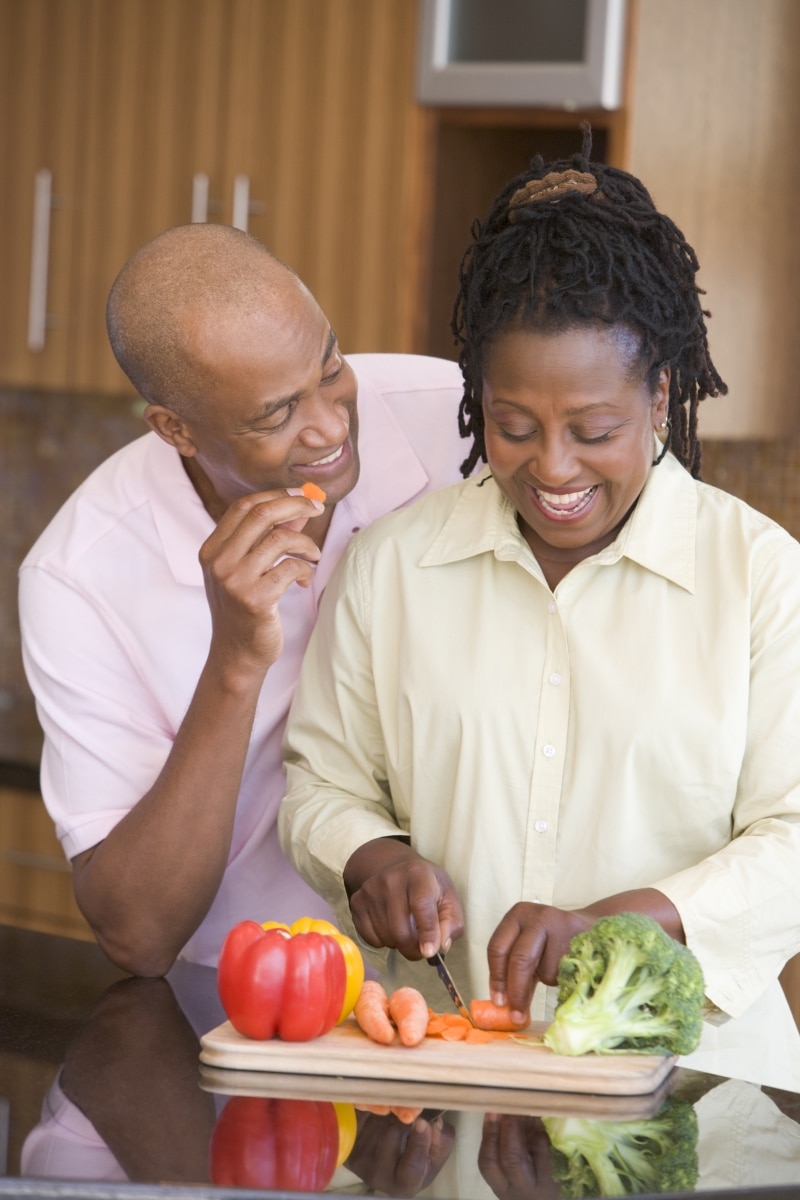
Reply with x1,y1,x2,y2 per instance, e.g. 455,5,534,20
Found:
1,925,800,1199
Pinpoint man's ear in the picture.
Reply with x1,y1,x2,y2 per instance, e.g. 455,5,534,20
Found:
144,405,198,457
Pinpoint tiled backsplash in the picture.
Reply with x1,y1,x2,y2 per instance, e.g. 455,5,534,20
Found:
2,383,799,766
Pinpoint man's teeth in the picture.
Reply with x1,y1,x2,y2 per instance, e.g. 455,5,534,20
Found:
535,486,597,513
309,445,344,467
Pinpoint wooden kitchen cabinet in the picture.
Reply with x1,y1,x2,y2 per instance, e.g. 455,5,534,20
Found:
0,0,426,394
0,0,230,394
0,786,92,941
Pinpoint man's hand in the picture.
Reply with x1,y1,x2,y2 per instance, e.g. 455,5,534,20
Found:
200,488,325,677
344,839,464,960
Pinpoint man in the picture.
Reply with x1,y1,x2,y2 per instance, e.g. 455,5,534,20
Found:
18,223,467,976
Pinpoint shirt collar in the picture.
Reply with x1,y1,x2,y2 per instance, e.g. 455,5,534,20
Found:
420,451,697,594
143,433,214,587
313,369,431,592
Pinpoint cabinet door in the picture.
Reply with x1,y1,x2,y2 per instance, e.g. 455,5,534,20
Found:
70,0,232,392
0,0,231,394
0,0,90,387
219,0,424,354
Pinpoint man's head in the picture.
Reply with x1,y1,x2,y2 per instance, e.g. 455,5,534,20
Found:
106,224,359,515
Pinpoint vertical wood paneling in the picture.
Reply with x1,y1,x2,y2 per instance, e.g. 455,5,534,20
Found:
225,0,422,354
625,0,800,437
72,0,232,391
0,0,90,385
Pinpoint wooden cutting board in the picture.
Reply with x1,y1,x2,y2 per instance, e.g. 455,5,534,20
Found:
199,1018,676,1097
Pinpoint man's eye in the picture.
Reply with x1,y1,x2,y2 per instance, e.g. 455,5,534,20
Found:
322,358,344,384
260,401,297,431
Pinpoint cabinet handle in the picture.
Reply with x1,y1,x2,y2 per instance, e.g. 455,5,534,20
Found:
191,172,210,223
27,168,52,352
232,173,250,232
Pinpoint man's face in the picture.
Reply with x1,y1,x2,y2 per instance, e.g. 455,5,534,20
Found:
176,278,360,513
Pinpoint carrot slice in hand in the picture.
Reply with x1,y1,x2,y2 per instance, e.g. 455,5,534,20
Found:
469,999,530,1032
388,986,429,1047
300,481,327,503
354,981,396,1045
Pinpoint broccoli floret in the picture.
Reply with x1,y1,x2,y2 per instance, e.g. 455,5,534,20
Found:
543,1095,699,1197
543,912,705,1057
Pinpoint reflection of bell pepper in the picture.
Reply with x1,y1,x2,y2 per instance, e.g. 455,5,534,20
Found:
262,916,365,1023
210,1095,347,1192
217,920,346,1041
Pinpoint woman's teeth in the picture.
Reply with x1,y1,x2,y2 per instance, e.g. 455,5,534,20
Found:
309,444,344,467
535,485,597,515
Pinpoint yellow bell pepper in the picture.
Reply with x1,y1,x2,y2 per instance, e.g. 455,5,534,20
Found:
333,1101,358,1166
261,917,364,1024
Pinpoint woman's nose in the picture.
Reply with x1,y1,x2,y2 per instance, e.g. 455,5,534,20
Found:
528,436,578,486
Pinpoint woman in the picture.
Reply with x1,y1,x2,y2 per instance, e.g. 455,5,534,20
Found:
279,131,800,1089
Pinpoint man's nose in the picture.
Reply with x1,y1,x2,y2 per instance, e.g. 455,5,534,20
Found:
303,390,350,444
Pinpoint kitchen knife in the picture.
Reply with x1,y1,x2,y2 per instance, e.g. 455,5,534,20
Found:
426,950,474,1024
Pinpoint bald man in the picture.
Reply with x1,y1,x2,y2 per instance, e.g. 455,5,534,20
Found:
18,224,468,975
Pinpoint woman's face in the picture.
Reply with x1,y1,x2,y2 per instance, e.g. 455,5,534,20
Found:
482,325,669,585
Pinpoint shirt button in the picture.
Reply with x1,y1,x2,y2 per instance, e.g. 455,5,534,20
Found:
548,601,557,614
543,743,556,758
534,819,548,833
549,672,562,686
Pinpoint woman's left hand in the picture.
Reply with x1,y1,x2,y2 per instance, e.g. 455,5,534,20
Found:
486,903,592,1022
487,889,685,1022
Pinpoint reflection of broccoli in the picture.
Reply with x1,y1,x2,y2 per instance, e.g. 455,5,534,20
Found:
543,913,704,1057
543,1095,699,1197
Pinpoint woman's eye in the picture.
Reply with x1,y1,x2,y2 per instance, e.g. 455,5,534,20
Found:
577,430,613,444
497,423,536,442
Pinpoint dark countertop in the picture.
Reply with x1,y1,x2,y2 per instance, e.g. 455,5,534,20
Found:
1,924,800,1200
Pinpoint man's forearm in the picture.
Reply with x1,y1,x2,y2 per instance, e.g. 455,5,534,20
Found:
72,656,264,976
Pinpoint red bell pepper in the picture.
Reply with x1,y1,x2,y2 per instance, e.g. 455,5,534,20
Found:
209,1095,340,1192
217,920,346,1042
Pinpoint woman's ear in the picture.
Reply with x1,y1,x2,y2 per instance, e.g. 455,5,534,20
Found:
653,364,671,429
144,405,198,457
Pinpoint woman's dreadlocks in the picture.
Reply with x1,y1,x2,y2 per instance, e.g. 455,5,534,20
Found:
452,126,726,479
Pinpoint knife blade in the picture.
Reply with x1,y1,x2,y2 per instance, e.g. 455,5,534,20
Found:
426,950,474,1025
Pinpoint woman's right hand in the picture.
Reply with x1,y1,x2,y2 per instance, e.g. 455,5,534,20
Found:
344,838,465,960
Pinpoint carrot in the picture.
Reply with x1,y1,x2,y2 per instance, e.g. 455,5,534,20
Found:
390,1106,424,1125
465,1027,495,1045
300,481,327,503
354,980,396,1045
470,999,530,1031
425,1017,450,1037
355,1105,424,1124
441,1024,469,1041
388,986,429,1047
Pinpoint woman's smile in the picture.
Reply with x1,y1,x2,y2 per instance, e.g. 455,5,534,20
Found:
528,483,600,521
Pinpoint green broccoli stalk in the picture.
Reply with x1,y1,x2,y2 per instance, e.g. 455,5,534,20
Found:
543,1095,699,1197
542,912,705,1057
